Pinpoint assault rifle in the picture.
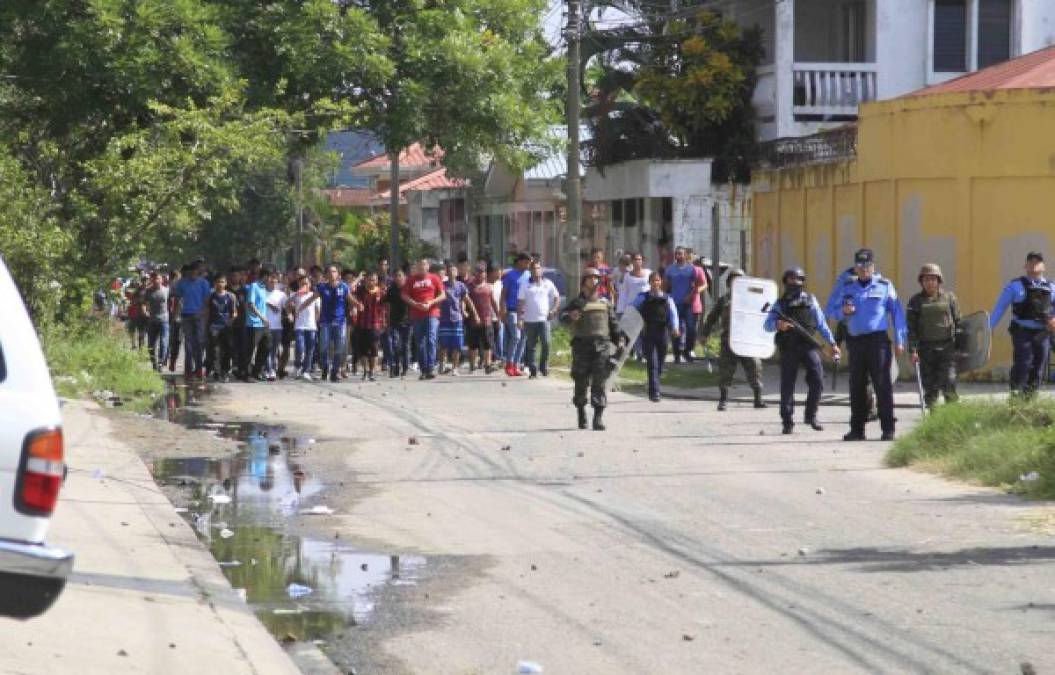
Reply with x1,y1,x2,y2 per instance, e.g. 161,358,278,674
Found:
762,301,841,376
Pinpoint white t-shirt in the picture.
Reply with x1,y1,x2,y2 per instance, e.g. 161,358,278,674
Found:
292,292,319,331
491,279,503,316
266,290,287,330
517,278,560,323
617,269,652,313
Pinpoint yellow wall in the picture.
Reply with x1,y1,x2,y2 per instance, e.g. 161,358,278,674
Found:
752,89,1055,376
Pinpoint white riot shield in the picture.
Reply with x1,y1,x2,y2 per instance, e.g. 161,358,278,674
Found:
729,276,779,359
606,306,645,391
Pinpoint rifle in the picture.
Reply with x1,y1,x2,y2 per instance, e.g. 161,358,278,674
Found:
762,302,829,353
913,358,927,416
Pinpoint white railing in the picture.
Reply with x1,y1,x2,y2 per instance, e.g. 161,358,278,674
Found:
792,63,878,118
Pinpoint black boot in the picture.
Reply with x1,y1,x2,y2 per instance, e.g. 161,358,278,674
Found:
753,388,767,409
806,418,824,431
592,407,605,431
577,407,588,430
782,422,794,435
717,387,728,411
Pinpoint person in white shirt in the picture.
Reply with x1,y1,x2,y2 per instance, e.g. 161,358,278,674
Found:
616,252,651,315
516,260,561,378
290,276,321,380
490,267,505,367
263,273,288,381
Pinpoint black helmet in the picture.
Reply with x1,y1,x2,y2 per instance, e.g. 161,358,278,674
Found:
782,267,806,284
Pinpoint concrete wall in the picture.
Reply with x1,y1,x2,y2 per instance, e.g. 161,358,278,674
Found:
583,159,713,201
1021,0,1055,52
752,88,1055,376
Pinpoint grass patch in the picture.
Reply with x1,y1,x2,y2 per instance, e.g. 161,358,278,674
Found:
619,359,720,389
886,398,1055,499
42,318,164,412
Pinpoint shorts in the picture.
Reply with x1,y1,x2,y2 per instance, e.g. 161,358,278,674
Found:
438,322,465,351
353,327,381,358
466,322,494,350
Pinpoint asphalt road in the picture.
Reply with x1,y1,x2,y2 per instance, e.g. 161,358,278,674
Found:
203,371,1055,674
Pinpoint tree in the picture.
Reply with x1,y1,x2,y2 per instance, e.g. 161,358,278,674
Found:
582,6,763,181
347,0,562,267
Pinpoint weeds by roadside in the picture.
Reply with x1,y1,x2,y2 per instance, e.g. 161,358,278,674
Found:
886,398,1055,499
42,317,164,412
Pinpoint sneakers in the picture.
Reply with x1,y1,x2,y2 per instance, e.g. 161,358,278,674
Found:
449,370,459,377
424,371,436,380
299,371,312,381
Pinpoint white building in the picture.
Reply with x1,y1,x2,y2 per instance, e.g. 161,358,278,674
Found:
715,0,1055,140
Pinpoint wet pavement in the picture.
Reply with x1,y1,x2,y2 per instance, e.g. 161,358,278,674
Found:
149,381,427,647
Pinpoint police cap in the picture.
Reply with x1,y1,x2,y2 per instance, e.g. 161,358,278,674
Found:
854,248,874,266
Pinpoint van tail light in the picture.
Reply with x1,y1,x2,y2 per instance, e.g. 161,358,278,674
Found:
16,429,65,516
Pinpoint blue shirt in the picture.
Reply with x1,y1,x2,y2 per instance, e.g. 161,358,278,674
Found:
764,293,836,344
990,276,1055,330
824,268,884,318
317,281,350,325
825,276,907,346
665,263,698,305
441,280,468,324
502,269,529,311
245,282,268,329
174,277,212,316
631,291,679,327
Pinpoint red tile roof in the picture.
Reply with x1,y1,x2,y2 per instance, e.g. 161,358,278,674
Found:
372,167,465,203
319,188,373,208
908,45,1055,97
353,143,444,170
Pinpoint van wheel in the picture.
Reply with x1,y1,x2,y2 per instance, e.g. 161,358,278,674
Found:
0,572,66,619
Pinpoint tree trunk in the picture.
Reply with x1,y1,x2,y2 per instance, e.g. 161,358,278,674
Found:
389,150,400,271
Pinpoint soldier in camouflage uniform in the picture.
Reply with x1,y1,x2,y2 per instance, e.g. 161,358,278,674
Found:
561,268,623,430
907,263,961,407
699,269,767,411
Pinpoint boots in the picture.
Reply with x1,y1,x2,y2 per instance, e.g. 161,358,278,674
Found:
577,407,588,430
717,387,728,411
806,418,824,431
753,387,767,409
592,407,605,431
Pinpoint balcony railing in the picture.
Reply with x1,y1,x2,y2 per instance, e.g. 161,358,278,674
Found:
792,63,878,118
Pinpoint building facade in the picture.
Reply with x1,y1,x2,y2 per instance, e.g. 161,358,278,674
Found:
716,0,1055,140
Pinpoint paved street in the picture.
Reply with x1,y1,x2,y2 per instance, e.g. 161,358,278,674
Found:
193,372,1055,674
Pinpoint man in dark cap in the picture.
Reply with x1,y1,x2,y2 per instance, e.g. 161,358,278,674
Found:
990,252,1055,397
826,248,907,441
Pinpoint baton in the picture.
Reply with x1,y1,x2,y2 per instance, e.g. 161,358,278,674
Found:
913,358,927,416
831,353,839,392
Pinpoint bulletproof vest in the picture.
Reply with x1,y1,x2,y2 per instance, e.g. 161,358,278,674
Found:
1013,277,1052,322
574,299,611,339
918,293,955,342
640,295,670,327
783,292,816,331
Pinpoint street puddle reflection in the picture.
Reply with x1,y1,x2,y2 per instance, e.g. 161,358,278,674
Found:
151,383,426,642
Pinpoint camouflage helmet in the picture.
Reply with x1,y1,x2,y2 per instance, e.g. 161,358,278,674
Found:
581,267,602,281
725,268,745,287
918,263,943,284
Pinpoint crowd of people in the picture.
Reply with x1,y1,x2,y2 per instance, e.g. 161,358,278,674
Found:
110,245,1055,442
111,247,717,389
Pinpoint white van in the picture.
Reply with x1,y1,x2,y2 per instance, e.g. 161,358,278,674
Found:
0,255,73,618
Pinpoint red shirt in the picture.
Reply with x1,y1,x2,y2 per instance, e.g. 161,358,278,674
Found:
354,286,388,330
469,282,494,323
403,274,444,320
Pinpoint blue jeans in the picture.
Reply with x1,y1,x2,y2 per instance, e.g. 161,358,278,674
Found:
319,322,347,375
504,311,526,365
413,317,439,373
523,321,551,374
675,303,699,359
147,319,170,369
641,327,669,398
268,329,283,373
493,320,505,362
181,314,205,374
295,329,317,373
387,324,411,375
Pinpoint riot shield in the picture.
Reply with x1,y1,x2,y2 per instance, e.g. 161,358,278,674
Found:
957,310,992,373
729,276,779,359
606,306,645,391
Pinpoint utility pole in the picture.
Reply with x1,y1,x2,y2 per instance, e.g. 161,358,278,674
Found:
389,150,401,270
295,157,304,265
566,0,582,283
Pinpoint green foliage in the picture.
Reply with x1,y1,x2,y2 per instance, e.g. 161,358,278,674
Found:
887,398,1055,499
42,319,164,413
583,7,763,181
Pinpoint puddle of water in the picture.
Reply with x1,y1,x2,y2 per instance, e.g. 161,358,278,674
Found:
151,382,426,642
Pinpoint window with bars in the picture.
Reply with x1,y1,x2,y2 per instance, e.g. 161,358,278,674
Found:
978,0,1012,69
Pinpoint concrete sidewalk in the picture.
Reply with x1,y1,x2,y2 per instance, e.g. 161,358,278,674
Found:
0,400,300,675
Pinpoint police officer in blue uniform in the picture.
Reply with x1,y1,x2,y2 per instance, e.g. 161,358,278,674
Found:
990,251,1055,397
826,249,907,441
765,267,840,435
